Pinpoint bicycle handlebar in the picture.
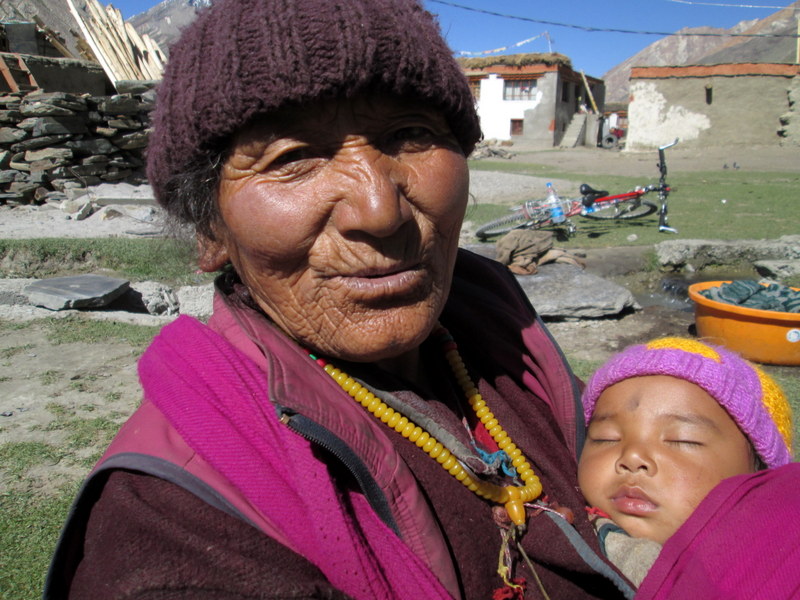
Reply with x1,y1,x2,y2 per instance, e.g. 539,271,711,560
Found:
659,138,679,151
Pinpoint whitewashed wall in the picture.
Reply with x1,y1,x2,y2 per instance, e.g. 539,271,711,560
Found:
476,74,543,141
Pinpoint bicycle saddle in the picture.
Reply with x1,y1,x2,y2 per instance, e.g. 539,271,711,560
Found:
579,183,609,207
579,183,608,196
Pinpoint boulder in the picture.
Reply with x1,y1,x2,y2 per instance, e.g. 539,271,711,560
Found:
25,274,130,310
515,263,640,319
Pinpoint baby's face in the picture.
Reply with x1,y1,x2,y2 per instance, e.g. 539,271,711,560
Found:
578,375,756,545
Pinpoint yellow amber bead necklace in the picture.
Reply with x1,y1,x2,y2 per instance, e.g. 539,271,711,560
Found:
309,325,542,527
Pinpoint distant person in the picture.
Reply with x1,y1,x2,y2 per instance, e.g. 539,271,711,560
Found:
578,337,800,597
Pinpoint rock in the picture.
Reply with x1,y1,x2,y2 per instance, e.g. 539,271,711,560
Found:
107,117,142,130
98,95,142,115
19,103,76,117
31,116,89,136
0,170,20,183
515,263,640,319
0,110,22,122
126,281,179,316
8,152,29,171
96,206,124,220
177,284,215,319
462,243,640,319
22,92,87,112
25,274,130,310
71,201,95,220
656,236,800,270
59,198,87,213
10,134,74,152
88,183,156,206
66,138,117,156
112,130,148,150
0,127,28,143
754,260,800,281
24,147,73,163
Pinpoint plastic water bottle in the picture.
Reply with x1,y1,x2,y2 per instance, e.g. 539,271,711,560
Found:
546,182,566,224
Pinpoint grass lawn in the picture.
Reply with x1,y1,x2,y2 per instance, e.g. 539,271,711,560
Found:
466,160,800,248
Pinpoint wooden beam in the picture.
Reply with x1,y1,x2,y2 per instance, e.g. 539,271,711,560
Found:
65,0,165,89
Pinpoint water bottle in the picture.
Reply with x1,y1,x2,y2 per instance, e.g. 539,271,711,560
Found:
546,182,565,224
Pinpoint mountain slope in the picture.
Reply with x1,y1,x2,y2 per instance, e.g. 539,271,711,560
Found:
128,0,210,54
604,1,799,103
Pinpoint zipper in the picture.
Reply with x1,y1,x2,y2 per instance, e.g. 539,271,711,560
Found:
278,409,400,535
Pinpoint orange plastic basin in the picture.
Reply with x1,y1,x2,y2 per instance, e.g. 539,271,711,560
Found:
688,281,800,365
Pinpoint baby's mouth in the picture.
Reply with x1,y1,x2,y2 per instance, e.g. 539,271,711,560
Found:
610,485,658,516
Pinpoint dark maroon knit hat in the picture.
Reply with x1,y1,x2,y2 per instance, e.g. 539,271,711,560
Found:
146,0,481,208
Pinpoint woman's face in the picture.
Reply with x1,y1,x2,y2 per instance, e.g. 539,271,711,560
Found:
200,95,470,364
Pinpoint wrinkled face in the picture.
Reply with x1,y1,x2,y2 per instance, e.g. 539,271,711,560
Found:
578,375,756,545
199,95,469,365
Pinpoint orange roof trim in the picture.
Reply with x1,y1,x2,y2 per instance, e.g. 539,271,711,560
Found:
631,64,800,79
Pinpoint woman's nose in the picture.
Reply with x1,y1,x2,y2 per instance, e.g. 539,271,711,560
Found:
331,149,413,238
615,443,656,475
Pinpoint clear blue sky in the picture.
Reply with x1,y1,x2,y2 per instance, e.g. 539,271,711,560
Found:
106,0,796,76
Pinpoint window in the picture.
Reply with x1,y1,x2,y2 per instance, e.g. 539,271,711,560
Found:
503,79,537,101
561,81,570,103
510,119,523,136
705,85,713,105
468,78,482,100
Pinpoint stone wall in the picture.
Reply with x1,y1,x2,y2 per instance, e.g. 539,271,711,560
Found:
0,87,153,204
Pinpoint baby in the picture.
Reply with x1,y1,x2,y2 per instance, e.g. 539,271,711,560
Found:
577,337,793,586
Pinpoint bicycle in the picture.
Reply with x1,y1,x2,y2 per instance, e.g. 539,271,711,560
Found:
475,139,679,241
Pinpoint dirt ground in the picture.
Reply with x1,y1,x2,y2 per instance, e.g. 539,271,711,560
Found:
1,143,797,493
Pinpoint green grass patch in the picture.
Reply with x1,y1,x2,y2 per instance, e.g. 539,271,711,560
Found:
39,370,61,386
0,237,212,285
0,344,34,359
767,368,800,463
0,320,33,332
0,485,77,599
42,315,162,350
44,402,124,449
0,441,65,479
467,164,800,248
565,356,604,383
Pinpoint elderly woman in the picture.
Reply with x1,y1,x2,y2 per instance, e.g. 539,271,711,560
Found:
45,1,634,598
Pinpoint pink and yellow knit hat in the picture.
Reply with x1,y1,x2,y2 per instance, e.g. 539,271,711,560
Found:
581,337,793,468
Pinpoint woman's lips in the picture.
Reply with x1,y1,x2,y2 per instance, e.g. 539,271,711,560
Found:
335,263,426,296
610,486,658,516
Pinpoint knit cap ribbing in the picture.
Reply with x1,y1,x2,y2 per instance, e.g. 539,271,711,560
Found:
146,0,481,208
581,337,793,469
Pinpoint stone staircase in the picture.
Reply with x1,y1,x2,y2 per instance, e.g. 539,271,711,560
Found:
559,113,587,148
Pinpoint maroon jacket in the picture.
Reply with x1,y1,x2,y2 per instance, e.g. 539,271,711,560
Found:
46,249,633,599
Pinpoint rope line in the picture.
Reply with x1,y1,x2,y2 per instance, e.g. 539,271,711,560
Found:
429,0,800,38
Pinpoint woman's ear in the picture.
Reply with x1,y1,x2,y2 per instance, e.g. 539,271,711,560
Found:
197,234,230,272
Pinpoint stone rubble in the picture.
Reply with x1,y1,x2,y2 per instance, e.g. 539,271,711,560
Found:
655,235,800,271
0,87,155,205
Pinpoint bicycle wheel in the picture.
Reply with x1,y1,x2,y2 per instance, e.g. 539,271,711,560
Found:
475,210,532,240
581,200,657,221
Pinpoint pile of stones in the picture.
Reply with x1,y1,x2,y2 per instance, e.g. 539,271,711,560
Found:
470,139,516,160
0,87,154,204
